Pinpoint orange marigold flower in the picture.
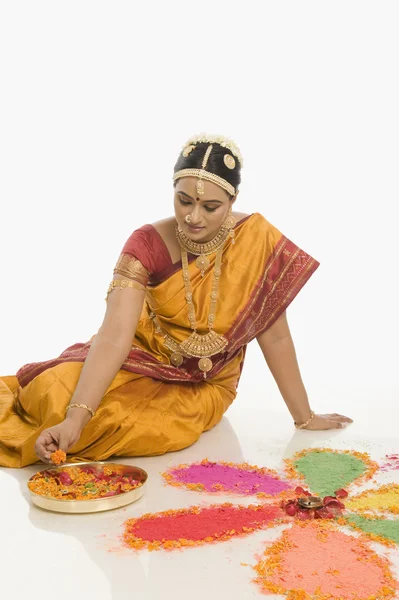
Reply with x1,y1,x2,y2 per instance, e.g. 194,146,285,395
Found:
50,449,66,465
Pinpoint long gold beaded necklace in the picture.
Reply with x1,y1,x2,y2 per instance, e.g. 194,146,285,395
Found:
150,231,229,378
178,241,228,376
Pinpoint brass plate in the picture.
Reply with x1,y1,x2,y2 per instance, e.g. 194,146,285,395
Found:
27,462,147,514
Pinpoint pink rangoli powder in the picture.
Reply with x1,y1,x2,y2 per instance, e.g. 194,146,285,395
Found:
166,460,292,496
380,454,399,472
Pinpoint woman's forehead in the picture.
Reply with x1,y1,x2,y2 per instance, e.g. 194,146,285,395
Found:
175,177,229,202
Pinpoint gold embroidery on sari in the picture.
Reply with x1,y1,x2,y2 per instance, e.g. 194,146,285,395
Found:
113,254,150,286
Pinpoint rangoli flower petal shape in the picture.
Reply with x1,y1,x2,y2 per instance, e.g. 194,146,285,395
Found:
254,521,398,599
346,484,399,515
285,448,379,497
122,447,399,597
344,513,399,546
163,459,293,497
123,502,284,551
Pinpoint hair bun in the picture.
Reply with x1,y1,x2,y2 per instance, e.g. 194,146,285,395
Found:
181,133,243,168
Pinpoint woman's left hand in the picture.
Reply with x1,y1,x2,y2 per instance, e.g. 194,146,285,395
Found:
301,413,353,430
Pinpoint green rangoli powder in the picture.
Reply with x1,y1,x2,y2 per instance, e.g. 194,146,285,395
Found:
346,514,399,544
294,451,367,496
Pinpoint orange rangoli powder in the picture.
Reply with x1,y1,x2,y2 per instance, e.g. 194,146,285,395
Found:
254,520,398,599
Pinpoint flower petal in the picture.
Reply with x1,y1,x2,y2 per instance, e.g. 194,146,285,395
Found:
285,448,378,497
254,521,398,599
346,484,399,516
123,503,284,551
345,513,399,546
163,459,293,498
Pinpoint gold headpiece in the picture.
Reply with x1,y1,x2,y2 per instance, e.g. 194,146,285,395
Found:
183,133,243,167
173,133,243,197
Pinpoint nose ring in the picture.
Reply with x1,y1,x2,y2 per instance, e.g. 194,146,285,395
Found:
185,214,192,224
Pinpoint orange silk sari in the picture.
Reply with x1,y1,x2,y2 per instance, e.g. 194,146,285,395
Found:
0,213,319,467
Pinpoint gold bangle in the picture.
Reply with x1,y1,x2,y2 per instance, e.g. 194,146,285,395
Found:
294,410,315,429
66,403,95,418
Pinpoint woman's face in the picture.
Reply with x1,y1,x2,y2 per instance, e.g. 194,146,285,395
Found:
174,177,235,243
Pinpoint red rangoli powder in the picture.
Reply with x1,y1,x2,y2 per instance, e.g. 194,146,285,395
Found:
164,459,293,497
123,503,284,551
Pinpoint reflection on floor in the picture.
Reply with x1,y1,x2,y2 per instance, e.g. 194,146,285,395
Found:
1,381,398,600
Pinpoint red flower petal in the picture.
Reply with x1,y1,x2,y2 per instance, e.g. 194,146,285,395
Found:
334,488,348,498
297,509,315,520
325,499,345,509
315,507,334,519
323,495,336,505
58,472,73,486
285,504,298,517
79,466,98,475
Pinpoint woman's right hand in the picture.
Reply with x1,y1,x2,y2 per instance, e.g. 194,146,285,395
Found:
34,418,83,463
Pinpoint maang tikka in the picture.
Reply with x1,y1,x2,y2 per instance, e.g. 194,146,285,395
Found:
196,144,213,195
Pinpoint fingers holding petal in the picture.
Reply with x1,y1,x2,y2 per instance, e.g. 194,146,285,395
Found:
35,430,57,461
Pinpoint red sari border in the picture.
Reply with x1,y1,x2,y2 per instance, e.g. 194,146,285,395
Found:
228,235,320,352
16,344,195,389
184,235,320,380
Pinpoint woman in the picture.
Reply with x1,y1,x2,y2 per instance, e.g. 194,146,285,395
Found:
0,133,352,468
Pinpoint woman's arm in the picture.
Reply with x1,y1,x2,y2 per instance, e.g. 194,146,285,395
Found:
257,311,352,430
65,276,146,430
35,274,146,461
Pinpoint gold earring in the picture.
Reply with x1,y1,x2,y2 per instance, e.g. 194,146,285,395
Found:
223,207,237,244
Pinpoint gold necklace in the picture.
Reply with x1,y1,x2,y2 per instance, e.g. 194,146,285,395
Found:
175,224,230,276
150,241,228,378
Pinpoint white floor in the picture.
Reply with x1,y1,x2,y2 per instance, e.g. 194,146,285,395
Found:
1,355,399,600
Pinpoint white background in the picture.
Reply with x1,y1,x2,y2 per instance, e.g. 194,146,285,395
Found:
0,3,399,599
1,1,398,400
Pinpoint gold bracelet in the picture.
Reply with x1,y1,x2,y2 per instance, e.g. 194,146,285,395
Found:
105,279,146,301
294,410,315,429
66,403,95,418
